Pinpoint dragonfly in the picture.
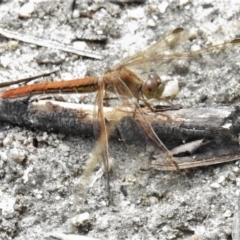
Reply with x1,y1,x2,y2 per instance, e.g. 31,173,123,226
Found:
1,28,240,195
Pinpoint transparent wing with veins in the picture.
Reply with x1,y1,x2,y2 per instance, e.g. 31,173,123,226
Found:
86,28,240,173
110,28,240,170
119,28,188,66
105,72,180,172
109,30,188,170
117,29,240,103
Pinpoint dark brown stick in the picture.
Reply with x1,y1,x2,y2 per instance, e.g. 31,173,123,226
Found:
0,99,238,140
0,99,239,169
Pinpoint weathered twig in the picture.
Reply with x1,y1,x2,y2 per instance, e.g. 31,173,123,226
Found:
0,67,60,88
0,28,103,60
151,153,240,170
0,98,239,170
0,99,237,140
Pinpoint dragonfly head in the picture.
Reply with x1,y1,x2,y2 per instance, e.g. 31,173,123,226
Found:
141,72,166,99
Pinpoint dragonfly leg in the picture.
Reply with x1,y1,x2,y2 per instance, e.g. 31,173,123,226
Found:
139,94,181,124
142,99,156,112
97,77,115,203
138,93,156,112
158,97,175,106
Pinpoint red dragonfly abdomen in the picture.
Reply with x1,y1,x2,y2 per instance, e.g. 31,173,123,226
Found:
0,76,99,99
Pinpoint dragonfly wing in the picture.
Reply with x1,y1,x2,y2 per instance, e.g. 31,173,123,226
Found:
121,38,240,103
118,28,188,67
78,77,112,196
107,74,180,171
114,24,240,84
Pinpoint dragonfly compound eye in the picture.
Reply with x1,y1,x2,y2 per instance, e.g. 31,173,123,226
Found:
142,73,163,99
148,72,161,83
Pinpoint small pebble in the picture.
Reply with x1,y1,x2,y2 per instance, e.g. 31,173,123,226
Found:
162,78,179,98
122,174,136,183
233,166,240,173
8,41,18,50
0,194,16,216
149,196,158,205
55,196,61,201
22,166,33,184
73,41,88,50
58,143,70,152
0,56,11,68
223,210,232,218
72,9,80,18
36,194,42,199
9,148,27,164
147,18,156,27
158,1,169,13
41,132,49,141
71,212,90,226
218,175,226,184
162,225,171,232
210,182,220,189
18,2,35,18
127,8,145,19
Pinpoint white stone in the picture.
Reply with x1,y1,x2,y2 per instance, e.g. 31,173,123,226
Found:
9,148,27,164
233,166,240,173
210,182,220,189
55,195,61,200
223,210,232,218
71,212,90,226
73,41,88,50
22,166,33,184
158,1,169,13
218,175,226,184
18,2,35,18
0,193,16,216
147,18,156,27
127,8,145,19
58,143,71,152
162,78,179,98
0,56,11,68
3,135,14,147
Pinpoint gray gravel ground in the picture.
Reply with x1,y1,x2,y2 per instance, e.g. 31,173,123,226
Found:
1,0,240,239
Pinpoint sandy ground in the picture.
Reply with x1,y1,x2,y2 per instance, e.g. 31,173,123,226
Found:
1,0,240,239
